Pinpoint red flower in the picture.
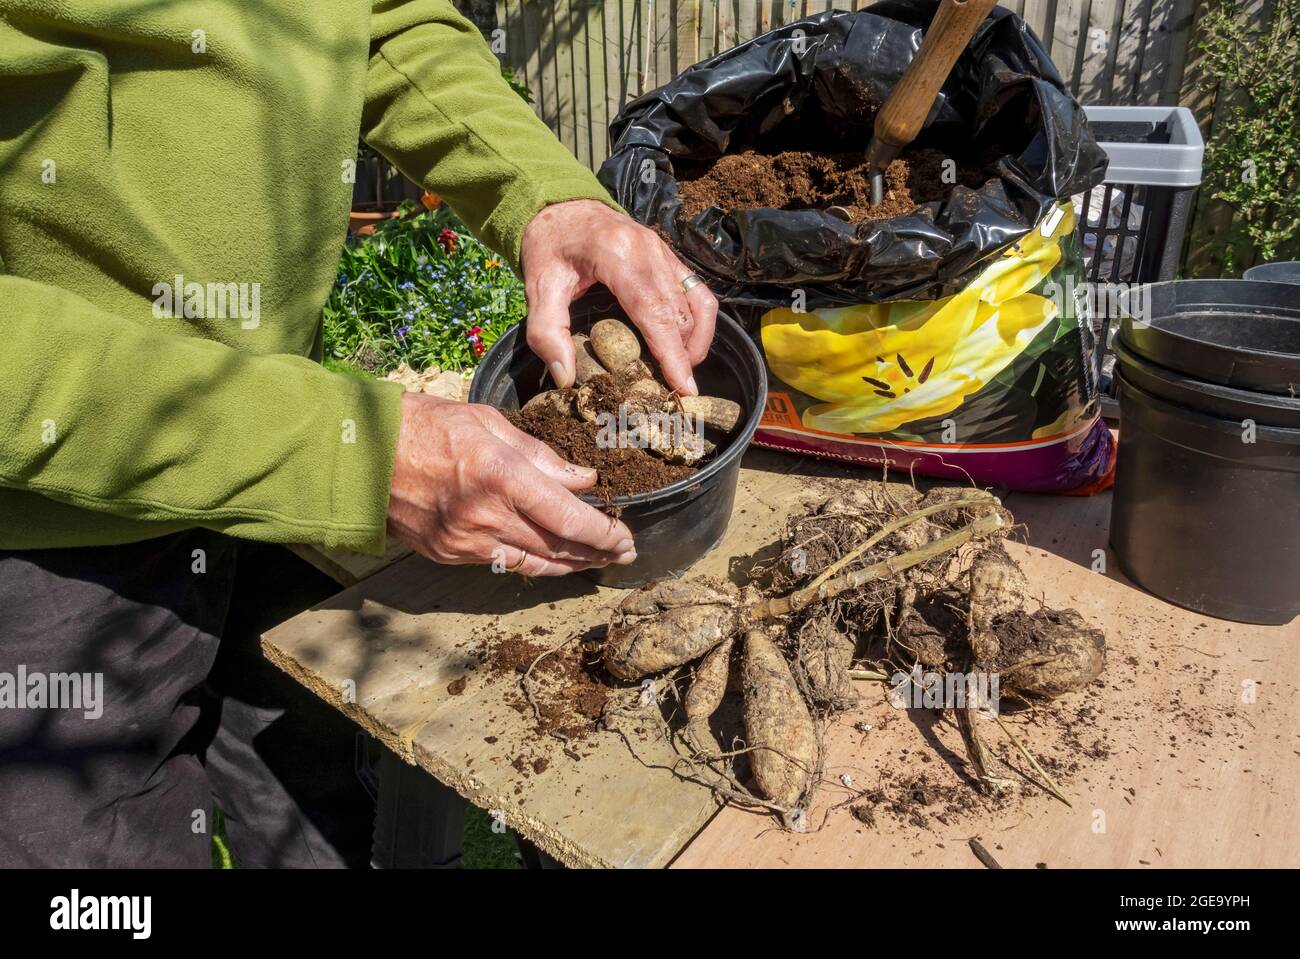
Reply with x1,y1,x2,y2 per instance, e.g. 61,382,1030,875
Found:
437,228,458,254
466,325,485,356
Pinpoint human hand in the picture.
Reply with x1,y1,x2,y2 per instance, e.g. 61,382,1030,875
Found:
519,199,718,395
387,393,636,575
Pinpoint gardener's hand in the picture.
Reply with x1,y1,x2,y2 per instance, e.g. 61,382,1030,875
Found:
520,199,717,396
388,393,637,575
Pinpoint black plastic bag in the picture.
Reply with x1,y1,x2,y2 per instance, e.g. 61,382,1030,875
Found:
598,1,1107,307
598,3,1115,493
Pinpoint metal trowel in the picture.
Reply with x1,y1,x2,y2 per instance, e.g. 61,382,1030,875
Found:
866,0,999,206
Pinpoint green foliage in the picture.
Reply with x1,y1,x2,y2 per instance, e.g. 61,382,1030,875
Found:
211,807,235,869
323,202,525,374
1197,0,1300,270
462,806,523,869
500,65,533,105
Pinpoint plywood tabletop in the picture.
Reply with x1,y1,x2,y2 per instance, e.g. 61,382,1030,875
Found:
262,449,1299,869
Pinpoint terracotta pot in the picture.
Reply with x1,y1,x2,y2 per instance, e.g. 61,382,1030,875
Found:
348,210,396,235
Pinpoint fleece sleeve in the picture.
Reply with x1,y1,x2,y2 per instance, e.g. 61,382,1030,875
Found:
362,0,622,271
0,276,405,554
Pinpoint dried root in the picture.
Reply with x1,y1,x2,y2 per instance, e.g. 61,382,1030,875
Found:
589,317,643,373
538,319,743,467
684,636,733,748
966,544,1028,663
678,394,742,432
742,629,818,810
598,481,1107,829
793,616,858,710
604,577,739,680
522,388,577,416
990,608,1106,699
571,333,607,386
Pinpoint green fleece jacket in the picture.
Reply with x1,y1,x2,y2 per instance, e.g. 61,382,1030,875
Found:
0,0,615,554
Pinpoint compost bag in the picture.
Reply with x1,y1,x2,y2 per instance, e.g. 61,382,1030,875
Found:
598,2,1114,492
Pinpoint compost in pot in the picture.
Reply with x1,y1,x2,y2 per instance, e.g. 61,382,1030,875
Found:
504,317,744,499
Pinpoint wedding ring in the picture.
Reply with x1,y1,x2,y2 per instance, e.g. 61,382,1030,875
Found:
506,549,528,573
679,273,705,293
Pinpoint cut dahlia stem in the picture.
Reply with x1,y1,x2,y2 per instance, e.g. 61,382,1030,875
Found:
743,510,1005,622
847,668,890,681
802,496,1000,594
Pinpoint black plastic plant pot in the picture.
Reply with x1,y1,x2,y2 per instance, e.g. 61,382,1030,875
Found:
1120,280,1300,396
1112,339,1300,429
1109,371,1300,625
469,286,766,589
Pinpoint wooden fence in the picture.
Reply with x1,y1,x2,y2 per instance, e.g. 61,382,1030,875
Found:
492,0,1294,276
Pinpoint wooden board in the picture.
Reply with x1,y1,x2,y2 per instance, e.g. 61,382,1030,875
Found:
673,488,1300,869
262,449,853,868
287,540,412,588
266,449,1298,869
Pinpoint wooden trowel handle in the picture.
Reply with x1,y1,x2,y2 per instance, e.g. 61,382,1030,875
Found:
873,0,999,150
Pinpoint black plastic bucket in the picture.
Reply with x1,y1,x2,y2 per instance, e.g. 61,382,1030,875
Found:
469,286,766,589
1244,261,1300,285
1122,280,1300,395
1113,338,1300,429
1110,368,1300,625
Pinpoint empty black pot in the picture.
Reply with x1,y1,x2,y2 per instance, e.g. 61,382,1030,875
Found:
1110,372,1300,624
1113,338,1300,429
469,286,766,588
1111,280,1300,624
1122,280,1300,395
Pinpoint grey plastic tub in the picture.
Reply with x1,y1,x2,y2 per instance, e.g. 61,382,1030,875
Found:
1244,261,1300,285
1080,104,1204,285
1079,105,1206,419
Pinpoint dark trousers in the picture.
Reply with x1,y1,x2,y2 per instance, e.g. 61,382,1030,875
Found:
0,531,375,868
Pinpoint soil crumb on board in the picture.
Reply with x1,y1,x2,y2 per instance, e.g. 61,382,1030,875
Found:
676,148,987,224
842,689,1109,834
851,770,991,830
506,400,696,499
486,632,612,743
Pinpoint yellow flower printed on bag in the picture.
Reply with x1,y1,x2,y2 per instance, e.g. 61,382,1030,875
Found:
761,204,1076,436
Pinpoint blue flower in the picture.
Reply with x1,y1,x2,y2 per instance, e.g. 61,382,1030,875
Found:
396,324,412,340
399,280,416,291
